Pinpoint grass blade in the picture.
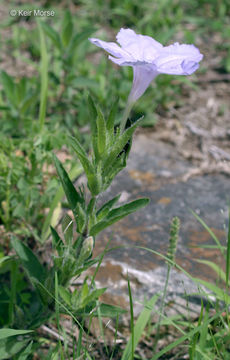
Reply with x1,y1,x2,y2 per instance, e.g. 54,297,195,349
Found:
191,210,224,256
125,274,134,360
226,207,230,288
151,312,222,360
195,259,226,283
37,20,48,132
122,294,159,360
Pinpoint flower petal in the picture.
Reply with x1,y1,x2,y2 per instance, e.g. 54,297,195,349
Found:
128,65,158,103
116,28,137,47
108,55,147,66
181,60,200,75
89,30,203,104
89,37,129,59
116,28,163,62
154,43,203,75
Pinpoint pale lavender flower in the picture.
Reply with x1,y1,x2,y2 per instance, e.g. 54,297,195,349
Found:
89,28,203,104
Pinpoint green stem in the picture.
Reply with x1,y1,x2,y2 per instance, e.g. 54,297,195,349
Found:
5,171,11,231
38,20,48,133
87,195,97,232
9,260,17,326
120,101,134,133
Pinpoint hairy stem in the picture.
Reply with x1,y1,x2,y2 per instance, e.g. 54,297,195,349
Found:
120,101,134,133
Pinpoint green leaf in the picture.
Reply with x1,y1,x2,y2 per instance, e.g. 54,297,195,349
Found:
88,94,98,128
69,137,100,195
107,100,118,133
50,226,63,255
69,135,90,160
41,164,83,242
78,236,94,264
90,198,149,236
11,236,46,283
1,71,15,106
80,281,89,304
102,116,144,175
0,338,30,360
71,257,100,277
40,22,62,50
69,28,95,53
106,100,118,146
82,133,101,170
96,107,107,155
96,194,121,220
103,152,127,190
0,106,10,111
17,340,33,360
20,93,38,115
0,256,11,266
62,214,73,245
0,256,14,275
87,95,100,163
12,203,26,218
94,303,126,317
72,77,98,90
0,329,33,340
15,78,26,105
122,294,159,360
80,288,106,309
107,198,149,220
61,10,73,47
58,286,72,307
53,154,83,215
76,203,87,234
